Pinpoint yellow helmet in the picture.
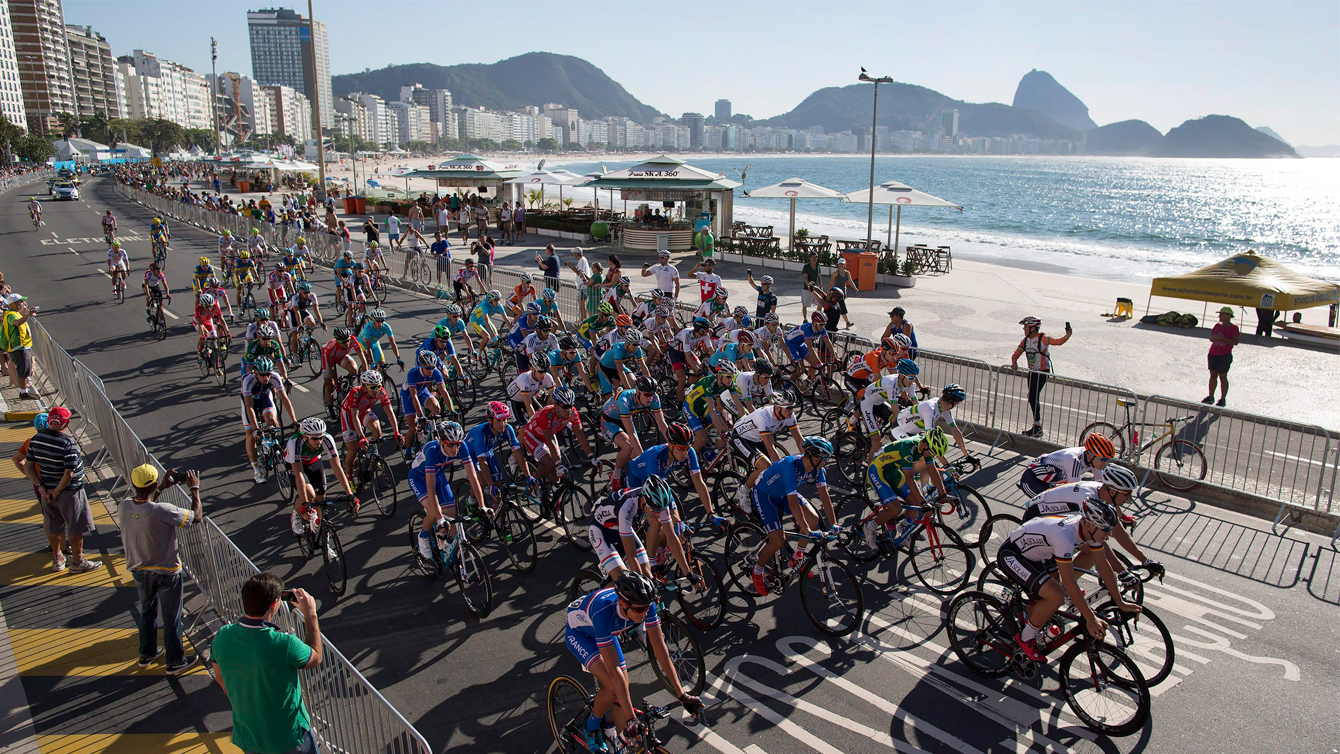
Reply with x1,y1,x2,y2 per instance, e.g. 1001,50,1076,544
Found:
239,250,250,259
152,217,162,225
296,237,306,244
199,257,210,265
250,228,260,235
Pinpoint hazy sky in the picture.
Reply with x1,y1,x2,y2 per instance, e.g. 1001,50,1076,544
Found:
66,0,1340,145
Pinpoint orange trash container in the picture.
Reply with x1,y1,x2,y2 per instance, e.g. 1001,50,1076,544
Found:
857,252,878,291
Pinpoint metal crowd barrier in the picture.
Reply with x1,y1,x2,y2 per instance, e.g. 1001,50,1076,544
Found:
990,366,1140,452
913,349,998,435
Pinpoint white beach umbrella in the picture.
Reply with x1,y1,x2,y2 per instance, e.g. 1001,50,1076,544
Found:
507,167,587,206
746,177,844,251
842,181,963,253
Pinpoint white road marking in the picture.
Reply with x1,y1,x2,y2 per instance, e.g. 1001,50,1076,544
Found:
68,247,79,256
162,308,180,320
97,269,111,279
292,382,310,393
646,689,752,754
709,670,844,754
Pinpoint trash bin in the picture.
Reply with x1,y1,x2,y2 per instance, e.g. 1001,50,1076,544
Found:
656,232,670,252
343,196,359,214
841,251,862,286
858,252,878,291
352,196,366,215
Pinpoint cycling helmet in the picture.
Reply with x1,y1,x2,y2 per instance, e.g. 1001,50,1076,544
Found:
198,293,215,306
1019,316,1042,328
252,356,274,373
437,420,465,443
892,333,913,348
1101,464,1139,493
802,436,834,459
153,217,162,225
714,288,728,299
559,336,578,350
370,308,387,321
33,412,48,430
897,358,920,377
149,262,160,272
443,303,462,316
542,288,556,301
417,351,439,369
1084,433,1116,460
733,306,748,319
924,426,949,457
613,571,657,606
525,302,542,315
464,258,476,265
487,290,502,302
691,317,711,330
714,360,738,376
654,306,672,318
341,249,352,257
829,286,846,299
634,375,657,394
207,277,221,287
552,386,577,407
111,240,122,248
736,329,755,344
658,249,671,258
1080,496,1120,532
360,370,384,387
512,271,530,284
665,422,692,446
298,281,312,292
760,275,774,285
199,256,210,265
650,289,665,301
771,392,793,409
598,302,613,314
487,400,512,421
881,337,898,351
529,353,550,371
249,227,259,235
368,241,379,249
619,275,631,286
763,312,780,324
352,262,364,270
535,316,553,331
942,383,967,403
810,311,827,325
623,328,644,345
752,359,774,376
738,315,754,329
224,230,233,237
640,475,675,511
433,324,451,339
299,417,327,436
333,326,352,341
614,314,633,327
238,250,250,259
296,237,306,245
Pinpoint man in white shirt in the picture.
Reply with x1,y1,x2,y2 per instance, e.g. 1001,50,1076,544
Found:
435,204,450,235
641,250,681,300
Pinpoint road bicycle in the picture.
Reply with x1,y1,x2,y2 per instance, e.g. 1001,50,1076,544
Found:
111,269,126,303
257,425,293,500
293,496,352,597
405,250,432,287
367,266,389,305
1081,399,1207,491
467,337,515,385
528,454,601,550
146,292,169,340
835,491,975,595
197,336,229,388
407,513,494,618
945,586,1151,736
238,278,258,319
289,323,323,378
547,676,703,754
727,526,864,637
458,480,538,574
349,436,398,518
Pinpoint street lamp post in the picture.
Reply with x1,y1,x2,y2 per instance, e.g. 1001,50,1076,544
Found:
858,69,892,249
211,39,222,157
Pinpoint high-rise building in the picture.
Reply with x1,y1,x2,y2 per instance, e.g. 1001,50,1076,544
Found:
65,25,122,119
356,92,389,145
10,0,74,135
117,50,211,130
386,100,429,143
542,103,579,144
941,109,959,139
247,7,332,129
681,112,704,148
714,99,731,122
0,4,28,130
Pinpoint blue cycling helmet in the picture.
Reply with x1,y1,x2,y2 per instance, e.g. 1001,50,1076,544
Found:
33,412,48,430
692,317,711,330
542,288,556,301
801,436,834,459
525,302,542,314
738,314,754,329
942,383,967,403
897,358,920,377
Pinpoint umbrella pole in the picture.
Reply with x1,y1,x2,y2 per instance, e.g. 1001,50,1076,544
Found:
789,198,796,254
893,205,902,259
887,205,893,248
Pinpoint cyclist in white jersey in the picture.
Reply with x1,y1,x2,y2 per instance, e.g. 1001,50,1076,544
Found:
1020,466,1165,580
1018,434,1114,497
733,398,804,509
106,241,129,292
890,385,973,464
506,355,557,419
730,362,775,414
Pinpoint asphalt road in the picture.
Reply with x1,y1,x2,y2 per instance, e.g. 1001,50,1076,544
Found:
6,177,1339,754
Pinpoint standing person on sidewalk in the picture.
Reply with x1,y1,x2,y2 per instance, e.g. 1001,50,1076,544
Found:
211,573,323,754
1011,316,1072,437
457,202,471,244
500,202,513,245
435,201,449,236
642,249,681,300
2,293,38,399
22,406,101,573
828,259,856,329
362,217,379,248
801,252,821,320
882,308,918,358
120,466,203,674
1254,307,1278,338
385,212,402,251
537,244,560,291
430,232,451,287
1205,307,1239,407
513,202,526,243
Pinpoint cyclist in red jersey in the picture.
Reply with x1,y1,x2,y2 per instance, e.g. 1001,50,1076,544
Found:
320,327,366,417
193,293,230,356
521,386,593,486
338,370,402,477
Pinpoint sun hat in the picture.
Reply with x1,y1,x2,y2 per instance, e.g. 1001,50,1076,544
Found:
1219,307,1235,317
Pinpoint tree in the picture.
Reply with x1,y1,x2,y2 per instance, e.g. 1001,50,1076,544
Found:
184,128,217,151
501,139,522,151
526,189,543,209
0,113,23,164
107,119,140,149
535,137,559,152
15,134,54,163
82,112,112,145
139,118,185,156
55,112,80,139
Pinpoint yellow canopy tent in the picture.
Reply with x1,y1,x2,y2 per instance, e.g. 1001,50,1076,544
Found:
1147,251,1339,317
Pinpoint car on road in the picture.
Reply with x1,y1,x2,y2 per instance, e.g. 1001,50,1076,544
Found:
51,181,79,201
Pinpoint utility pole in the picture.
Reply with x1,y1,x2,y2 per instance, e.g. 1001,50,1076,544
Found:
210,38,222,156
308,0,327,202
858,69,892,249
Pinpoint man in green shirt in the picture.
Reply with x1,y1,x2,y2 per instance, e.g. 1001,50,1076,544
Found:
211,573,323,754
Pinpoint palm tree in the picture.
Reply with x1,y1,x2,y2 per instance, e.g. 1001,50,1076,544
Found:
139,118,185,157
526,188,543,209
55,112,79,139
82,112,112,145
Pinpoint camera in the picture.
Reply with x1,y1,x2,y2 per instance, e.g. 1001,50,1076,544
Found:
163,468,180,486
281,590,296,603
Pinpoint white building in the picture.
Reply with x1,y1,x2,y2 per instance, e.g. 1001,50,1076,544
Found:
386,100,430,143
118,50,212,130
356,92,390,145
0,3,27,130
65,24,121,119
10,0,73,135
263,83,311,143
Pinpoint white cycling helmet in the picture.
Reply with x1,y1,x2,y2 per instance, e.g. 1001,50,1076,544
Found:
198,293,215,306
360,370,384,387
299,417,327,436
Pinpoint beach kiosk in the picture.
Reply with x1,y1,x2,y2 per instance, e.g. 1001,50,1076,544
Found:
583,155,740,252
400,155,528,207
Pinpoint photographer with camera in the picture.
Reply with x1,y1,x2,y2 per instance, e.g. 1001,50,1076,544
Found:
118,465,204,674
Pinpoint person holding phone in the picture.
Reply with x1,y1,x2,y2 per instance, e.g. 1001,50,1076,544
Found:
1011,316,1072,438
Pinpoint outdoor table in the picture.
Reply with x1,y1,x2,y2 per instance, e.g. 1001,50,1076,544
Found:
794,235,831,257
836,239,883,253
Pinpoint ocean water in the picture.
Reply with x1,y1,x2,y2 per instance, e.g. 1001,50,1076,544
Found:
552,156,1340,283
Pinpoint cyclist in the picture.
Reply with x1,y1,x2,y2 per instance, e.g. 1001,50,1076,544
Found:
892,358,925,407
751,312,784,354
287,416,357,536
548,337,587,389
218,230,235,269
333,249,357,288
520,316,560,372
597,328,651,396
232,251,260,308
506,354,556,420
465,402,530,498
246,227,265,258
284,281,323,358
576,303,616,352
434,304,475,361
101,209,117,241
409,420,486,562
844,340,901,398
733,396,804,510
708,327,754,371
265,258,292,311
197,276,236,326
682,361,740,456
244,308,282,347
521,387,594,490
601,376,669,487
345,263,375,328
644,306,678,358
401,352,452,458
996,498,1140,662
289,237,313,276
536,287,565,331
855,373,902,459
624,423,721,524
357,308,403,371
505,304,542,372
468,290,509,353
890,384,974,464
506,273,537,317
141,262,170,323
150,217,170,257
320,327,365,419
106,240,129,294
192,257,216,305
564,572,702,753
783,311,831,382
338,370,401,478
27,196,40,226
417,324,465,382
587,475,694,584
604,275,633,313
861,428,951,550
192,292,230,358
1019,434,1114,497
241,357,297,484
279,246,304,282
241,321,288,381
719,306,752,339
694,286,730,322
749,437,840,596
363,240,385,275
452,258,484,304
731,360,774,414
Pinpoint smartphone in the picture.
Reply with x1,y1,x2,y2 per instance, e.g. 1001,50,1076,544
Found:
746,268,752,276
1065,321,1072,330
281,590,296,603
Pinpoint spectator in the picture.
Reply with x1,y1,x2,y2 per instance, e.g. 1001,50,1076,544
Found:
582,261,604,320
537,244,560,290
688,258,721,303
500,202,513,245
11,412,47,519
828,259,856,328
457,202,471,244
513,202,526,243
386,213,401,251
642,250,681,300
745,270,777,317
211,573,323,754
407,202,424,238
430,232,451,286
120,466,203,674
801,251,821,320
22,406,100,573
1205,307,1239,407
362,217,379,247
473,200,488,238
435,202,449,236
1011,317,1072,438
881,307,918,357
475,236,493,288
1254,307,1278,338
1,293,37,399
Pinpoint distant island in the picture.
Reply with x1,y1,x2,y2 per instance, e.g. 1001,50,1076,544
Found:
1155,115,1298,158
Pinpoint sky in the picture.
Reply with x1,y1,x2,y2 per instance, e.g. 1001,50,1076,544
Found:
65,0,1340,146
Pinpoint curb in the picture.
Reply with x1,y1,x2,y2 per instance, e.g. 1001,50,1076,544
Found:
4,411,42,422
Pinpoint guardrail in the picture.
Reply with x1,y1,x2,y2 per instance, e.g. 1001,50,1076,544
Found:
111,181,1340,533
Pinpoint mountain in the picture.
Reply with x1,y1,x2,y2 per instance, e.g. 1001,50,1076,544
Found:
1011,70,1097,132
331,52,663,123
1255,126,1291,146
1297,145,1340,158
762,82,1078,139
1155,115,1299,158
1083,120,1163,155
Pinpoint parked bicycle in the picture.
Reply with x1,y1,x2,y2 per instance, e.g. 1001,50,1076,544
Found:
1081,399,1207,490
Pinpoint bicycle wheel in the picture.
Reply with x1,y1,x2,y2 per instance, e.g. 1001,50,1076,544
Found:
711,469,749,519
322,526,347,597
1080,421,1127,459
675,555,726,631
367,455,398,518
648,611,705,696
908,525,974,595
294,523,315,560
305,340,321,378
449,376,477,416
723,521,767,581
464,353,489,382
1153,440,1206,491
832,431,869,488
805,376,842,415
568,566,607,602
799,553,864,637
407,513,442,580
214,353,228,388
556,486,594,551
546,676,590,754
373,277,388,305
939,483,992,548
499,504,537,574
1059,640,1151,737
457,484,490,545
945,590,1014,678
274,461,295,506
453,540,494,618
835,495,881,563
976,513,1023,567
1096,602,1175,687
197,350,211,379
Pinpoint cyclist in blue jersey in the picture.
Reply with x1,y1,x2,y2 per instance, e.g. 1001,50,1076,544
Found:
537,287,566,331
597,328,650,395
507,304,542,372
400,352,451,456
709,328,755,371
600,376,669,486
333,250,356,287
586,476,694,582
548,337,587,389
434,304,475,360
565,573,702,753
624,424,722,525
408,421,485,562
465,401,530,496
468,290,509,352
784,311,831,382
417,324,464,380
357,308,403,368
749,437,840,596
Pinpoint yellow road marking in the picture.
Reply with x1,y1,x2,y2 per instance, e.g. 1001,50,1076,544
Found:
37,733,242,754
0,551,135,587
0,427,35,442
0,464,27,478
11,627,205,676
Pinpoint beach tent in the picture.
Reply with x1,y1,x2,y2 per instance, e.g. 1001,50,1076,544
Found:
842,181,963,252
746,178,843,253
505,167,586,207
1147,251,1340,316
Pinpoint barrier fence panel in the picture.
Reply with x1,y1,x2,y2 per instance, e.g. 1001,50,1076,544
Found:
909,349,997,431
991,366,1139,451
